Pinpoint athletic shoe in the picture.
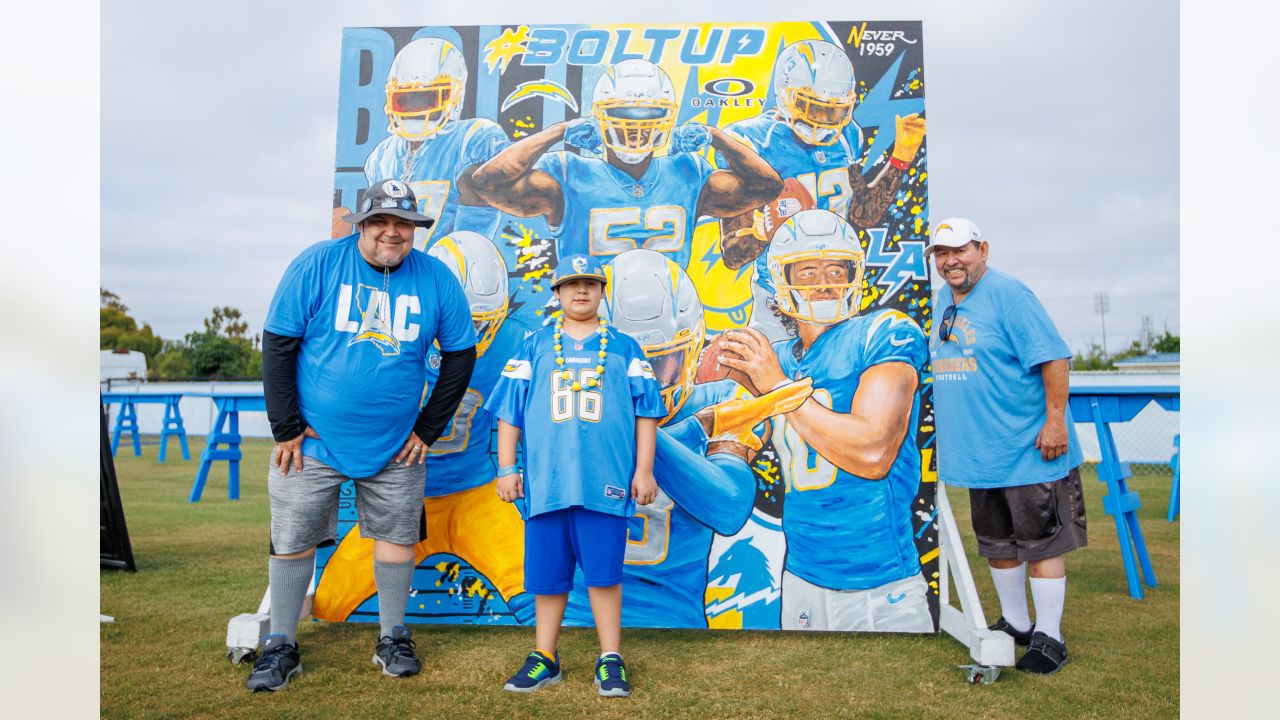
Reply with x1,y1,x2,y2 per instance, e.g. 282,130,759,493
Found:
1016,631,1070,674
594,653,630,697
989,616,1035,647
503,650,562,693
245,634,301,692
372,626,421,678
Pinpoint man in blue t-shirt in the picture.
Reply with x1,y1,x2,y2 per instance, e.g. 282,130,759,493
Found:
928,217,1087,675
246,179,477,693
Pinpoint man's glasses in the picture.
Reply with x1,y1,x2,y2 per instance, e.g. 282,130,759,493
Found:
938,305,959,343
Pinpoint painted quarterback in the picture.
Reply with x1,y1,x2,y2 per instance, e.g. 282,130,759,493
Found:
715,209,932,632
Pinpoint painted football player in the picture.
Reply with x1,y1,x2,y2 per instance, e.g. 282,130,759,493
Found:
716,209,933,632
471,58,781,270
714,39,926,339
358,38,510,247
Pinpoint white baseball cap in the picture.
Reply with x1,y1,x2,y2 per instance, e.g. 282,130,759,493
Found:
925,217,984,256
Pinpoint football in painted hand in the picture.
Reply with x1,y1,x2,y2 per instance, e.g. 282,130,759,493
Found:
760,177,816,239
695,334,740,384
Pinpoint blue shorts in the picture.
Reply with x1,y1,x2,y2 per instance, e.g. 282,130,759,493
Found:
523,507,627,594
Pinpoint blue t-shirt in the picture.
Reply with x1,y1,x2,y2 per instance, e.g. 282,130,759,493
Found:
718,111,864,291
364,117,510,246
485,325,666,518
423,317,531,497
931,268,1083,488
775,309,927,590
533,151,715,269
263,234,476,478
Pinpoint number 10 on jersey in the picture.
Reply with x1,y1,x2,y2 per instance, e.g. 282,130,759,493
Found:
551,369,602,423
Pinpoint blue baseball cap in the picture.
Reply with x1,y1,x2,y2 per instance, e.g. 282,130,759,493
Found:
552,254,607,289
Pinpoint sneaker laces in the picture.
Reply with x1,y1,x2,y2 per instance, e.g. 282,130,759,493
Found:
253,642,294,671
598,656,624,683
380,634,417,660
519,653,550,679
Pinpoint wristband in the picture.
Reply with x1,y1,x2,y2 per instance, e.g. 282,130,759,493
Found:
497,465,521,477
888,155,910,170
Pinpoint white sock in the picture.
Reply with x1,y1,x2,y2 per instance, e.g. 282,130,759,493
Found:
1030,576,1066,642
989,564,1032,632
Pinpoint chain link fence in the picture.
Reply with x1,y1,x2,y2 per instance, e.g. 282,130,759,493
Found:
1071,371,1179,476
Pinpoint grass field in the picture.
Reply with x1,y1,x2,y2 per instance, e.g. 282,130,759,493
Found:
101,437,1179,719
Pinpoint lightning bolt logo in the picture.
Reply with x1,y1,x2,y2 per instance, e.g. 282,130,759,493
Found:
852,53,926,175
864,227,928,302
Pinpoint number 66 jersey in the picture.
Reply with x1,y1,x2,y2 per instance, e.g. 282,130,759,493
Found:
486,325,667,519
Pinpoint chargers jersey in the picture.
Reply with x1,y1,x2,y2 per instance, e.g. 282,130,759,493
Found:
486,326,666,518
422,318,530,498
773,308,927,590
533,151,715,269
564,380,756,628
364,118,510,246
717,111,865,291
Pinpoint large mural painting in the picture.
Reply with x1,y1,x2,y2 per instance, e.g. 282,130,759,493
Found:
313,21,937,633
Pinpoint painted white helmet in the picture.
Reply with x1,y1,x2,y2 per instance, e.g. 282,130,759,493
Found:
385,38,468,140
766,209,865,325
428,231,509,356
592,59,677,164
605,249,704,423
773,40,857,146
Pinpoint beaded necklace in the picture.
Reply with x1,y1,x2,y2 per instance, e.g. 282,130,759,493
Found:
554,315,610,390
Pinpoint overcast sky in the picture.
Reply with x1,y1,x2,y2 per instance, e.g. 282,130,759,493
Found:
101,0,1178,354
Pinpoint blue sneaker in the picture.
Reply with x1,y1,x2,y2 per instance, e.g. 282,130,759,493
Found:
503,651,562,693
594,653,630,697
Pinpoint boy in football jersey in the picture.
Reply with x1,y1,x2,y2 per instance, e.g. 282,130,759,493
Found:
487,255,666,697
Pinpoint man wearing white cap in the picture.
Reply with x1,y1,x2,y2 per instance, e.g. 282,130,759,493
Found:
927,218,1086,675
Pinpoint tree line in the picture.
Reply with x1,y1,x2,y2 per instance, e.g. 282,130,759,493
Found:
101,288,262,379
1071,314,1179,371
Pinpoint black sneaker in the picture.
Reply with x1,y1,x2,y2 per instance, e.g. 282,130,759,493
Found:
989,616,1035,647
372,626,421,678
245,634,301,692
1016,631,1070,674
503,650,562,693
595,653,631,697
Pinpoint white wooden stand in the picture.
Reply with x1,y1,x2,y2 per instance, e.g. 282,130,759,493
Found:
936,479,1014,667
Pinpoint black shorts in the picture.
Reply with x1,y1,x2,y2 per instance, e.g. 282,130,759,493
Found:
968,467,1088,562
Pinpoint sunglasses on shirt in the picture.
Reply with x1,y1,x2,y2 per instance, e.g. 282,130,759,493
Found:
938,305,959,344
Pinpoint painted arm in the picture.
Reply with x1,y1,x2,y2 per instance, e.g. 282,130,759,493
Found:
846,113,925,229
783,362,917,479
717,328,917,479
653,419,754,535
469,123,567,225
696,126,783,220
1035,358,1070,461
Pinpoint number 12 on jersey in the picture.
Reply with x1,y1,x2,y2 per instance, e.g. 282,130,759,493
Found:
550,368,602,423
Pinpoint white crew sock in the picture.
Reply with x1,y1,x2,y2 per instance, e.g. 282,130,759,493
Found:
1030,576,1066,642
989,564,1032,632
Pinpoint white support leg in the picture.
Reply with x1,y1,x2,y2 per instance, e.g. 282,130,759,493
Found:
226,566,316,663
937,479,1015,667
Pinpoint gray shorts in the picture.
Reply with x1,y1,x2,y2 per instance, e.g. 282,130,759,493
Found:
968,466,1088,562
267,454,426,555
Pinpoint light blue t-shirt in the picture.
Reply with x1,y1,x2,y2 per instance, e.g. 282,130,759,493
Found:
263,234,476,478
931,268,1083,488
485,325,666,518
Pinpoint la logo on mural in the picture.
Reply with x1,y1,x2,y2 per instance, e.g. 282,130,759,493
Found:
333,283,422,356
